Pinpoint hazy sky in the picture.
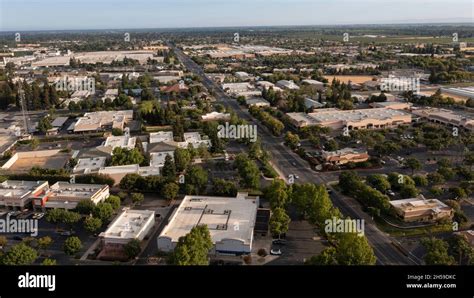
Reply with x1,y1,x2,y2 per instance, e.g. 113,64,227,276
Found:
1,0,472,31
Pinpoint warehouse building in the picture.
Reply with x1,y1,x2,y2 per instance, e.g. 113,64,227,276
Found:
157,193,258,255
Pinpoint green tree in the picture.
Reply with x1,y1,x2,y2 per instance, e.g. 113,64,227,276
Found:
161,182,179,201
404,157,422,175
110,147,145,166
269,207,291,239
2,243,38,265
63,236,82,256
169,225,213,265
124,239,142,259
306,247,337,265
37,236,53,255
211,178,238,197
37,116,53,134
162,155,176,180
75,200,95,215
83,216,102,234
105,195,121,210
93,202,114,221
366,174,391,193
264,179,289,209
184,165,208,194
131,193,145,205
174,148,191,172
41,258,57,265
421,237,456,265
335,232,377,265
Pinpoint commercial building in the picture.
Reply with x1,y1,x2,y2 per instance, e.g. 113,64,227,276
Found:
73,110,133,133
412,108,474,132
245,98,270,107
201,112,231,121
301,79,324,90
157,193,258,255
389,196,453,223
0,180,49,210
36,182,110,210
73,157,107,174
222,83,252,94
287,108,412,130
149,131,174,144
181,132,211,149
102,135,137,151
100,208,155,245
304,98,325,109
321,148,369,165
276,80,300,90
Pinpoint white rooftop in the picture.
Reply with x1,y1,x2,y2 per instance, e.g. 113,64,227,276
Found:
102,209,155,240
149,131,174,144
159,193,257,245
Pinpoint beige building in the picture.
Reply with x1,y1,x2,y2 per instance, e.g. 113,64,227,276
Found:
321,148,369,165
412,108,474,132
74,110,133,133
287,108,412,130
389,196,453,223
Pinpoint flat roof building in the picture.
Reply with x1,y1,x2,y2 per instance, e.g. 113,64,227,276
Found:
287,108,412,130
0,180,49,210
73,157,107,174
149,131,174,144
246,98,270,107
276,80,300,90
102,135,137,151
321,148,369,165
389,196,453,223
36,182,110,210
74,110,133,133
412,108,474,132
100,208,155,245
157,193,258,255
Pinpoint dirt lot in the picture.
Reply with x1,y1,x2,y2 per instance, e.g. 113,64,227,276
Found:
9,153,69,171
324,75,377,84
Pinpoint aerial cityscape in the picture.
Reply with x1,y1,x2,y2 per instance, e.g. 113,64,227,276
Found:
0,0,472,296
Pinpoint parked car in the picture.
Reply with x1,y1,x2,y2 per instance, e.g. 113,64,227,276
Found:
387,190,396,197
272,239,287,245
60,231,74,236
270,249,282,255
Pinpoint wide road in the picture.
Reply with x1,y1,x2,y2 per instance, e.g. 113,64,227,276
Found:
170,43,418,265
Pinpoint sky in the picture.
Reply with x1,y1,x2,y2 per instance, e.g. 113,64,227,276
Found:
0,0,472,31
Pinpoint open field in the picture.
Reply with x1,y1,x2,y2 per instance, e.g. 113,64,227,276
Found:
324,75,377,84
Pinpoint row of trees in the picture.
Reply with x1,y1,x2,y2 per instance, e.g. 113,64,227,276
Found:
248,106,284,136
263,180,377,265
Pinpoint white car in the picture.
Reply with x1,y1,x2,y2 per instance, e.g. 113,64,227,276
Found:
270,249,282,255
387,190,396,196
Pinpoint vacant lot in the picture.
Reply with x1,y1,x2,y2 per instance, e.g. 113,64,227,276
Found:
324,75,376,84
8,153,69,171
